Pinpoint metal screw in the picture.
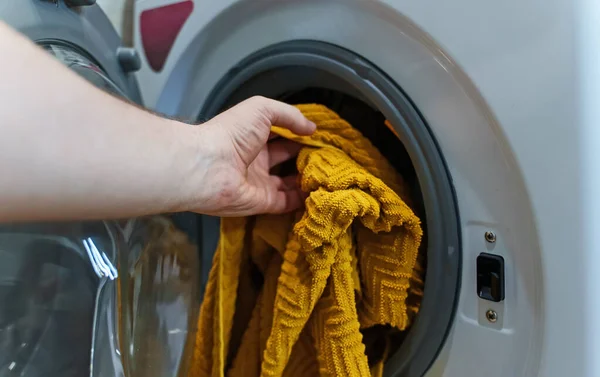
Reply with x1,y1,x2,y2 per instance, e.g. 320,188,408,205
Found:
484,231,496,243
486,309,498,323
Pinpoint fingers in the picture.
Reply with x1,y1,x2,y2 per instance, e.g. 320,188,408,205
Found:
245,96,316,136
274,189,303,214
265,175,304,214
268,188,303,214
279,175,299,190
268,139,303,168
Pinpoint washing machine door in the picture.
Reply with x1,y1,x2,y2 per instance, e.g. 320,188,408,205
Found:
0,0,142,104
0,3,200,377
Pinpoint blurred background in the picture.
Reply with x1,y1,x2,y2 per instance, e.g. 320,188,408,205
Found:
97,0,133,45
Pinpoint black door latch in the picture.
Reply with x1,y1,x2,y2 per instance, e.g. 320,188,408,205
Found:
477,252,505,302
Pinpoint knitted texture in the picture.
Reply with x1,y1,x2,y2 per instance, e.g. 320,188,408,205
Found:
189,104,424,377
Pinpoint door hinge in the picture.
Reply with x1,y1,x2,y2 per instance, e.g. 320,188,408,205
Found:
116,47,141,73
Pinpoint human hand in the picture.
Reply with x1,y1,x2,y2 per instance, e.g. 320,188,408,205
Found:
187,97,316,217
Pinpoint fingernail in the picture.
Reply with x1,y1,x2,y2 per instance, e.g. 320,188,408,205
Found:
308,121,317,132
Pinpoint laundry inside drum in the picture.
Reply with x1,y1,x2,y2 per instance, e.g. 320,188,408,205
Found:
197,94,430,374
196,41,461,376
282,89,429,365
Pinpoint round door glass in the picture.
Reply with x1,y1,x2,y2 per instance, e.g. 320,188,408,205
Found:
41,43,125,97
0,42,200,377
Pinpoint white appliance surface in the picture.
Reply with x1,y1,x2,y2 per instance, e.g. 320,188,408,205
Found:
133,1,600,376
0,0,598,376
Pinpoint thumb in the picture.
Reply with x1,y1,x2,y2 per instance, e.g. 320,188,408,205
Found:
211,97,316,166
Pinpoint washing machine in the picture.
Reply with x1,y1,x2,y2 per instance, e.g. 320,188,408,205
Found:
1,0,599,377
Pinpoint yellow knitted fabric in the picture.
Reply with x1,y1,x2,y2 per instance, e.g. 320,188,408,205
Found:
189,104,424,377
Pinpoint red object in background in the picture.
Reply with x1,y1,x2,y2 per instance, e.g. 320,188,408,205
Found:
140,0,194,72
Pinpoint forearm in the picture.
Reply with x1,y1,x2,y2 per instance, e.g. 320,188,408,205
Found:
0,23,201,222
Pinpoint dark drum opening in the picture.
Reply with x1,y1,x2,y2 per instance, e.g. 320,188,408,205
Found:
196,41,461,377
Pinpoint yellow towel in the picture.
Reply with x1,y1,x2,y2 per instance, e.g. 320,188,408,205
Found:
189,104,424,377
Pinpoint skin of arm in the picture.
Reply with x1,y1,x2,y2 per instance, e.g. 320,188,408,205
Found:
0,22,315,222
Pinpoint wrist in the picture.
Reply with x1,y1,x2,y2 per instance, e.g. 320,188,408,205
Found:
165,121,213,213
